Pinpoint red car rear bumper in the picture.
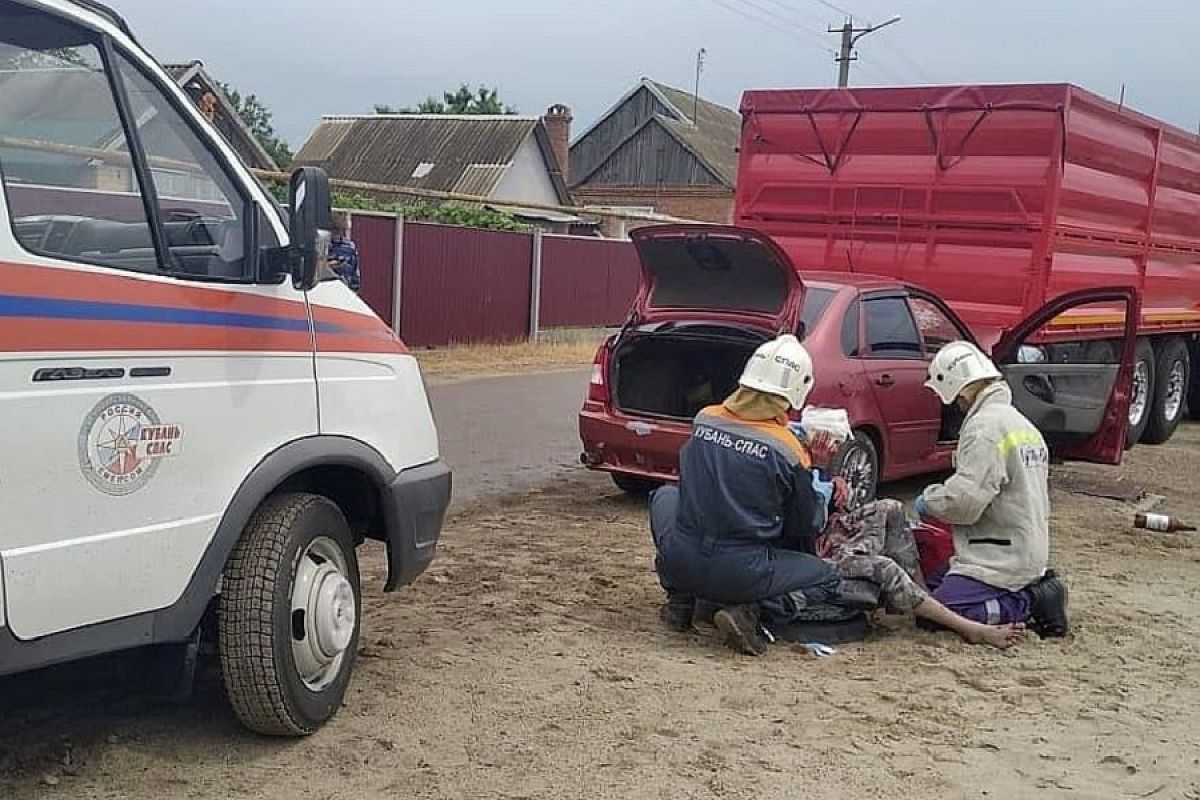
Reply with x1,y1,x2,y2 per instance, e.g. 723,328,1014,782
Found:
578,407,690,483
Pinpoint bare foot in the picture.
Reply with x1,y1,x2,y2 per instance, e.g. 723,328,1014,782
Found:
965,622,1025,649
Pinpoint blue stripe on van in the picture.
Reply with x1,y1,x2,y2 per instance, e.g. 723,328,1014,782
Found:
0,294,345,333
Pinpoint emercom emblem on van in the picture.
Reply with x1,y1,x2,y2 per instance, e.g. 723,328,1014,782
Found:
78,394,183,496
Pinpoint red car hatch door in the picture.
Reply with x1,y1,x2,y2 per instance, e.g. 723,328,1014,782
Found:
991,287,1140,465
629,225,806,332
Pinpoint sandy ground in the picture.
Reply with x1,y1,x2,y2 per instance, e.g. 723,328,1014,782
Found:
3,429,1200,799
414,335,602,379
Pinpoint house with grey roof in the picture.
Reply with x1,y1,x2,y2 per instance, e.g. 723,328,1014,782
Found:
293,107,578,228
568,78,740,225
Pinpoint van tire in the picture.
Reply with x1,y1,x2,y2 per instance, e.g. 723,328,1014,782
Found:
832,431,879,509
219,493,361,737
611,473,662,496
1127,339,1155,448
1143,337,1189,444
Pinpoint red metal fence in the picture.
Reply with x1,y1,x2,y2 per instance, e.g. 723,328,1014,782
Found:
400,223,533,346
539,235,640,328
350,215,641,347
351,214,397,328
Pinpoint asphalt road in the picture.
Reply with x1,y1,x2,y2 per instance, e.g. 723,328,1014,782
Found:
427,368,592,509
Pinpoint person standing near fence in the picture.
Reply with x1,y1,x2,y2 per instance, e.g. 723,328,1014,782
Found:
328,211,360,293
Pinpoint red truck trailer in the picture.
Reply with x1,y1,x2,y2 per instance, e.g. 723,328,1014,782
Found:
736,83,1200,445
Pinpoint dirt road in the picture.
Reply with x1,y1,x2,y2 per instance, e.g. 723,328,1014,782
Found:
3,424,1199,799
427,368,589,509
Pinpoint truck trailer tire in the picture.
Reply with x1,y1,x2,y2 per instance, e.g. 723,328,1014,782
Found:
1126,339,1155,448
219,493,361,737
1187,341,1200,422
1143,337,1189,444
832,431,879,509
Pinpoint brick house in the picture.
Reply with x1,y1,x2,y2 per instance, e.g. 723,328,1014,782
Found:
568,78,740,228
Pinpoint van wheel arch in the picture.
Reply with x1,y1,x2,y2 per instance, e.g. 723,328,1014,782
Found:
167,437,398,642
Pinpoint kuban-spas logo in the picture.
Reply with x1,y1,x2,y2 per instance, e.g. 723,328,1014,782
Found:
78,394,183,495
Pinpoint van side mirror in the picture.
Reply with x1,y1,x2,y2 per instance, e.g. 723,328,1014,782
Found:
288,166,332,291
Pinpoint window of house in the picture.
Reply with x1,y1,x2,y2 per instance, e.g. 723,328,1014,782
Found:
0,5,156,271
863,296,923,358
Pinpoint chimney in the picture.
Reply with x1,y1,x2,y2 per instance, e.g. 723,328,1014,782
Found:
543,103,573,184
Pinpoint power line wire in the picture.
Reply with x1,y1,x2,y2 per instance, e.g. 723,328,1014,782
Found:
723,0,834,47
738,0,830,39
875,36,936,84
806,0,857,20
697,0,835,54
853,58,903,85
755,0,838,29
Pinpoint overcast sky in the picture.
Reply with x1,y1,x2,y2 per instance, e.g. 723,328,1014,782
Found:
110,0,1199,148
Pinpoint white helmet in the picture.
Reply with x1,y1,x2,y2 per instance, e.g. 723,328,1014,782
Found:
739,334,815,409
925,341,1002,404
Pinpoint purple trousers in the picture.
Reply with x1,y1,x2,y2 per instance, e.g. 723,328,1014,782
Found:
927,569,1031,625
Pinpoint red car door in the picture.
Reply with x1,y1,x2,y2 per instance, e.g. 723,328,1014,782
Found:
991,287,1140,464
858,292,941,473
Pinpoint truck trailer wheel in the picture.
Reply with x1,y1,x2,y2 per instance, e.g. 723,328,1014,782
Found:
1126,339,1155,448
1143,337,1189,444
832,431,878,509
1189,342,1200,421
219,493,361,736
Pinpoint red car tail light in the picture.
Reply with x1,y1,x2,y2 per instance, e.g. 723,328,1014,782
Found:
586,344,612,405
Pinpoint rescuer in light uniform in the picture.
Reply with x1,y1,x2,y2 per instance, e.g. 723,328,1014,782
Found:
917,341,1069,637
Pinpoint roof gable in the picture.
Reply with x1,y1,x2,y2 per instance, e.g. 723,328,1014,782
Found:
569,78,740,189
574,116,725,188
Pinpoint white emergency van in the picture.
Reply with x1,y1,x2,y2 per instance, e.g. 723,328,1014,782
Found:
0,0,451,735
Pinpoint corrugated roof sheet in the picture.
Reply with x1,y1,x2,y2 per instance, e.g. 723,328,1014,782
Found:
452,163,509,196
295,115,540,194
649,81,741,186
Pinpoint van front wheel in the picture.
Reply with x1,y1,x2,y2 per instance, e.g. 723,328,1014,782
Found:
219,493,361,737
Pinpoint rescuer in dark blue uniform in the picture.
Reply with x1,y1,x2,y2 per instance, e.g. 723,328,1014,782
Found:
649,334,844,655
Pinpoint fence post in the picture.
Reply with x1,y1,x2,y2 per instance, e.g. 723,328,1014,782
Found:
391,213,404,336
529,228,543,342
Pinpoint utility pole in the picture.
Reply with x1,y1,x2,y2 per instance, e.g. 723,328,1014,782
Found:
830,16,901,88
693,47,707,123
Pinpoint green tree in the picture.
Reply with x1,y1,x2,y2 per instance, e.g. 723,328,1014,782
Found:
375,84,517,115
219,83,293,168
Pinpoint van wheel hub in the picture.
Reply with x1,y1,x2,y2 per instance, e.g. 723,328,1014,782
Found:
291,536,357,691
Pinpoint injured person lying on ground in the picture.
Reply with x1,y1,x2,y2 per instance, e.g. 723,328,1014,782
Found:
648,334,1027,655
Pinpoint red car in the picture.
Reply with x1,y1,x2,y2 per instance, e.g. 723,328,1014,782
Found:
579,225,1138,502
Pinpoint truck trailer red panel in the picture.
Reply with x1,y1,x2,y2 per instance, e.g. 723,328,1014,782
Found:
735,84,1200,343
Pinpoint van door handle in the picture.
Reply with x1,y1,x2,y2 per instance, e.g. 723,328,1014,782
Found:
875,374,895,387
